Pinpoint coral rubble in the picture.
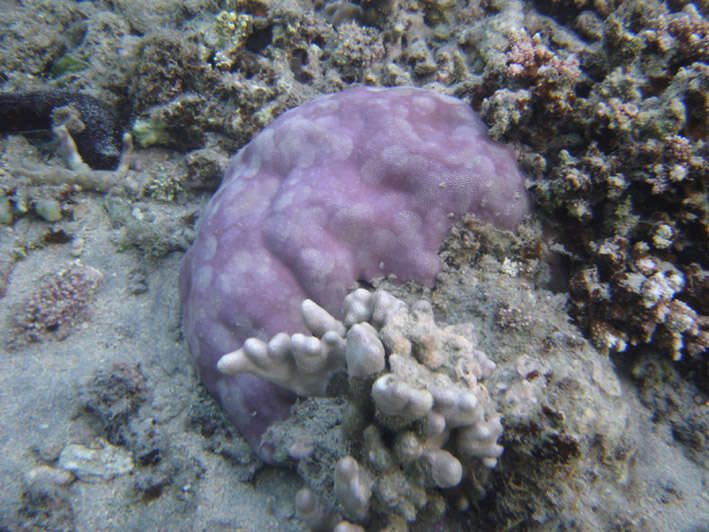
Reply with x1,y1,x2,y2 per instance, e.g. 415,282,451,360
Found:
10,260,103,345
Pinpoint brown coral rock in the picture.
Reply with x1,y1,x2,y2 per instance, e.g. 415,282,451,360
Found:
11,261,102,345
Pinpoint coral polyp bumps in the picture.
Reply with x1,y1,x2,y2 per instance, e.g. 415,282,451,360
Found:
179,85,530,526
179,86,529,459
218,288,503,527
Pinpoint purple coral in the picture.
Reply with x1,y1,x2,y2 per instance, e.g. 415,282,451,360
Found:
179,86,529,459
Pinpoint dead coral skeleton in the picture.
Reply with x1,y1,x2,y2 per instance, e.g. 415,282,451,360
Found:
571,243,708,360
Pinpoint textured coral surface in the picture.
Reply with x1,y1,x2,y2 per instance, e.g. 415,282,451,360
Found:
1,0,707,530
219,288,503,527
11,260,103,345
179,86,529,457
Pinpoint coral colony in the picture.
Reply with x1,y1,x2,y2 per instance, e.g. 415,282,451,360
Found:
179,87,529,524
180,87,528,450
219,288,504,527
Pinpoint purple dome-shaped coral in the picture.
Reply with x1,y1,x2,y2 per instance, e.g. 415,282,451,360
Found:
179,86,529,459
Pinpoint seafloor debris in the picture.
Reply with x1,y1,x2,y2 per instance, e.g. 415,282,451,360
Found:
11,261,102,344
79,362,148,445
0,91,123,169
7,124,136,194
56,438,134,483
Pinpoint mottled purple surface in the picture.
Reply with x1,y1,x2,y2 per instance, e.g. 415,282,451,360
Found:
179,86,529,460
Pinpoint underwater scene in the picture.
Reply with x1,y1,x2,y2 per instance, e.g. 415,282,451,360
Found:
0,0,707,530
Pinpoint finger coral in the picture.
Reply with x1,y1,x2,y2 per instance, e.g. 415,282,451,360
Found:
179,86,529,459
219,288,503,526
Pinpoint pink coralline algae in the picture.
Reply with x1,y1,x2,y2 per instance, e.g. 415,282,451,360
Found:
179,86,530,459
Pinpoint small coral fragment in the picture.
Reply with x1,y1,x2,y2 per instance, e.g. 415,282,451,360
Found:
0,90,123,169
11,261,102,345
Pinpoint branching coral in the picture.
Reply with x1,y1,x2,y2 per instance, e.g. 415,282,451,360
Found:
5,124,135,194
218,288,503,526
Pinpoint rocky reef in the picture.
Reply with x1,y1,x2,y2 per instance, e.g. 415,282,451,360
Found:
0,0,706,530
3,0,703,371
212,215,649,530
